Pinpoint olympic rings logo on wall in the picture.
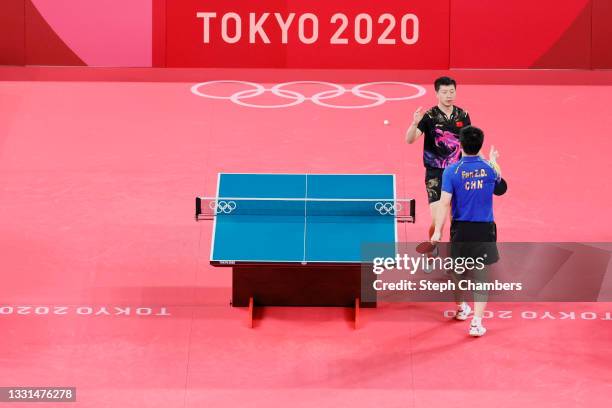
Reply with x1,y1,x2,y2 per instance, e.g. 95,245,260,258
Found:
190,80,426,109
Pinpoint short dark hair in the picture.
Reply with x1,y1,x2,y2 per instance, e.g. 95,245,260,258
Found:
459,126,484,155
434,76,456,92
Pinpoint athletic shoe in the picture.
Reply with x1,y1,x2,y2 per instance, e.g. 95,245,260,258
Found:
455,303,472,320
469,323,487,337
422,257,434,274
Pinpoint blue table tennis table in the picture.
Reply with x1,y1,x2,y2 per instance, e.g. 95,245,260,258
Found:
196,173,415,326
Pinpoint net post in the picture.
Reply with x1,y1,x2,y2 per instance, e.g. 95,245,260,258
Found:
195,197,202,220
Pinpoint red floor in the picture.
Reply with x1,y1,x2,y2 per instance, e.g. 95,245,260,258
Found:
1,68,611,407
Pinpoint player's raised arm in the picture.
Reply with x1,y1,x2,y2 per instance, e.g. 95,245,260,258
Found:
489,145,502,178
405,106,425,144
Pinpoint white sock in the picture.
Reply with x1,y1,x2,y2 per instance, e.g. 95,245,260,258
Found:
471,316,482,326
458,302,468,311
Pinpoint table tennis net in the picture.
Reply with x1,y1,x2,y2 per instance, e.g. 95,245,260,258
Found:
196,197,415,222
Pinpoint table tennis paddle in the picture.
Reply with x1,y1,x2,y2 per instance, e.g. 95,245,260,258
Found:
416,241,438,255
494,178,508,196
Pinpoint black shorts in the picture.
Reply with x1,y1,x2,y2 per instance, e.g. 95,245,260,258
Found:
450,221,499,265
425,167,444,204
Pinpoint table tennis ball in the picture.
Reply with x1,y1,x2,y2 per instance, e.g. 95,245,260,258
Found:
383,119,390,126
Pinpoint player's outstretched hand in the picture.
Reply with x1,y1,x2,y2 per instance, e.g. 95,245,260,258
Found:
489,145,500,163
413,106,424,124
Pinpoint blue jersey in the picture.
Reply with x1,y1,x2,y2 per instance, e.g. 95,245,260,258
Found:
441,156,501,222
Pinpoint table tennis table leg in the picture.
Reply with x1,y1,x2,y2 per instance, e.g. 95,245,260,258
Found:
354,298,360,330
248,297,254,329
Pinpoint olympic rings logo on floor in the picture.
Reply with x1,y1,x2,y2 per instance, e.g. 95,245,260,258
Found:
190,80,426,109
375,202,402,215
